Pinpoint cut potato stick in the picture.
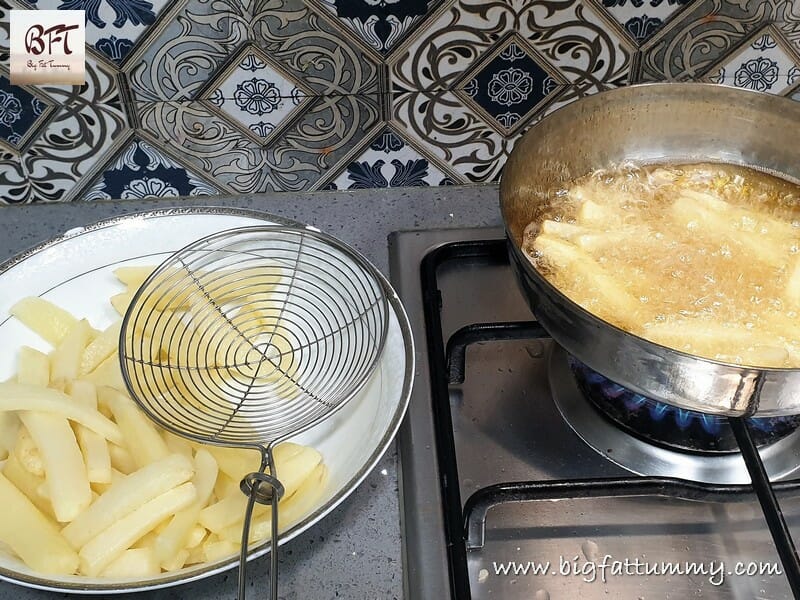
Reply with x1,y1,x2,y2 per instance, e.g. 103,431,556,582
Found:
113,265,156,289
90,468,125,495
20,411,92,523
80,320,122,376
84,354,128,393
0,382,122,444
100,547,160,578
161,548,190,572
110,292,135,317
0,473,79,575
154,449,218,564
576,199,626,227
0,413,19,461
76,427,112,484
17,346,49,387
220,464,328,545
671,196,788,266
681,188,798,238
62,453,194,550
79,482,197,576
532,235,642,320
50,319,93,389
3,453,54,518
9,297,78,346
185,525,207,549
101,388,169,469
199,539,238,563
14,426,44,476
108,443,137,475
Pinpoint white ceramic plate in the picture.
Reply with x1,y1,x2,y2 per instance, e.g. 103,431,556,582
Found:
0,207,414,594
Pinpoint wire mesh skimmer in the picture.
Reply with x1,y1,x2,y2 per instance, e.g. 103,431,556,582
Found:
118,226,389,599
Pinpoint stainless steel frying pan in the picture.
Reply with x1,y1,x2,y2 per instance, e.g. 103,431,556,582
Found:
500,83,800,417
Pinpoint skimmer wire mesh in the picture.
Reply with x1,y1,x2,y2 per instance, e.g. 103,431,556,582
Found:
119,226,389,447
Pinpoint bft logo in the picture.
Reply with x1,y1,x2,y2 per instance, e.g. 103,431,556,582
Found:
10,10,85,85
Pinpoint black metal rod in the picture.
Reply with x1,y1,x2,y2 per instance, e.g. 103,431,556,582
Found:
730,417,800,597
446,321,547,384
422,240,509,600
464,476,800,550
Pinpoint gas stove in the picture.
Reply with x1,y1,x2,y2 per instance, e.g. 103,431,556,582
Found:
390,228,800,600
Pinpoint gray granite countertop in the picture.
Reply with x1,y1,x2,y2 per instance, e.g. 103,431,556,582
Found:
0,185,501,600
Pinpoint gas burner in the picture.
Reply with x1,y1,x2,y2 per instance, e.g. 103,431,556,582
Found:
549,345,800,484
569,356,800,454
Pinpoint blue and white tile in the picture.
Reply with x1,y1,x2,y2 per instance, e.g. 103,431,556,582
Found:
0,76,53,150
203,49,311,142
326,128,453,190
706,28,800,95
82,138,219,200
454,37,566,135
30,0,171,64
598,0,692,44
391,0,632,93
315,0,437,54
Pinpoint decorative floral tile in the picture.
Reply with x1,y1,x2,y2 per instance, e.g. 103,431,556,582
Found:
128,0,381,103
0,52,128,204
0,76,54,150
706,28,800,95
598,0,692,44
82,138,218,200
325,127,457,190
314,0,438,54
389,0,631,182
29,0,172,64
454,36,567,135
203,47,312,143
137,92,381,193
638,0,800,82
391,0,632,93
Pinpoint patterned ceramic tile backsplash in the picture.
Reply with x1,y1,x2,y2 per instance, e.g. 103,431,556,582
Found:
1,0,800,203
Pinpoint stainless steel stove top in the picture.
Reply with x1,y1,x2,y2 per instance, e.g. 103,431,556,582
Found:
390,227,800,600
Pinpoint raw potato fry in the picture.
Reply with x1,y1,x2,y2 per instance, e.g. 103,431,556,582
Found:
221,464,329,545
108,443,137,475
9,297,78,346
14,426,44,476
62,453,194,549
0,276,327,580
79,482,197,576
154,449,218,564
90,468,125,495
0,413,19,461
110,291,135,317
80,320,122,375
161,549,190,572
0,473,79,575
17,346,49,386
200,539,239,563
163,431,193,459
20,411,92,523
69,380,112,483
84,354,128,392
113,265,156,288
576,199,626,227
50,319,93,389
101,548,160,578
101,387,169,469
3,453,54,518
0,382,123,444
200,443,321,533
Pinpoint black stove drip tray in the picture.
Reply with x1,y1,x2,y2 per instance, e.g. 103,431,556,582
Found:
569,356,800,454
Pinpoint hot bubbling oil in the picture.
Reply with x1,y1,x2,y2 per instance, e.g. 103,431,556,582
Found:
522,163,800,368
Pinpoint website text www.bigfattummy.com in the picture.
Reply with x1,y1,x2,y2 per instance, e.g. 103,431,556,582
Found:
489,555,783,587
